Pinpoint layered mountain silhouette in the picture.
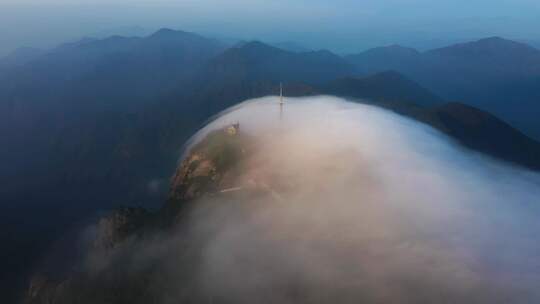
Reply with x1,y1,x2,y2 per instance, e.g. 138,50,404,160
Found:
346,37,540,139
321,71,444,107
416,103,540,170
2,29,540,302
318,74,540,171
206,41,354,84
272,41,312,53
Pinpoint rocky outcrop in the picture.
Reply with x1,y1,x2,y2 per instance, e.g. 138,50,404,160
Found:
25,275,66,304
93,207,151,250
165,125,252,210
24,125,252,304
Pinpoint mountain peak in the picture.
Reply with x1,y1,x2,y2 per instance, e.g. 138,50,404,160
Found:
271,41,311,53
239,40,278,50
344,45,421,74
345,45,420,64
231,40,286,57
152,28,181,35
472,36,530,47
478,36,506,42
148,28,193,40
428,37,540,58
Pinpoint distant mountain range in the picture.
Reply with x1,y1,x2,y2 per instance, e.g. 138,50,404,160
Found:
206,41,353,85
271,41,312,53
2,29,540,302
322,71,444,107
346,37,540,139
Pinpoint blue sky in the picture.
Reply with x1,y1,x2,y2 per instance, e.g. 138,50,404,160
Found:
1,0,539,56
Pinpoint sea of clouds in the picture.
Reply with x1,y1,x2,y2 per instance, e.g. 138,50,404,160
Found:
65,96,540,303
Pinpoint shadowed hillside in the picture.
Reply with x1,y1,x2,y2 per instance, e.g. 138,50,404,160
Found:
346,37,540,139
2,31,540,303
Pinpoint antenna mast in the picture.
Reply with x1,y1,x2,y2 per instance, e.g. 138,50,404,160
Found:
279,83,284,120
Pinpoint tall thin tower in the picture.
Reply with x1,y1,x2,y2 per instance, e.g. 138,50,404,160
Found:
279,83,284,121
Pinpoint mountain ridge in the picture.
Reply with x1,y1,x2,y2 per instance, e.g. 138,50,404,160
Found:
427,36,540,59
346,36,540,139
3,30,540,302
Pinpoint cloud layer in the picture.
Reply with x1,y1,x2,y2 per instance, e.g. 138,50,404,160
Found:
178,96,540,303
66,96,540,303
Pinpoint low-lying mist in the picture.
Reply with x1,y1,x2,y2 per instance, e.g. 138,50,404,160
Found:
78,96,540,303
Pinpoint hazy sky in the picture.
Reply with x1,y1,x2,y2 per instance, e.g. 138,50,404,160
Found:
1,0,539,56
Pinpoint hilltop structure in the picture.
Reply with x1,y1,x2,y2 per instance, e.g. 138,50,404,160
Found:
279,83,285,120
226,122,240,136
